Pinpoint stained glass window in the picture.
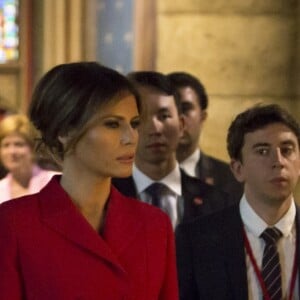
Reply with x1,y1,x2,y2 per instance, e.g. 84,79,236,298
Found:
0,0,19,63
96,0,134,74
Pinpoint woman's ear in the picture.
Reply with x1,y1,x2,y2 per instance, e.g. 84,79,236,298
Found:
58,135,68,148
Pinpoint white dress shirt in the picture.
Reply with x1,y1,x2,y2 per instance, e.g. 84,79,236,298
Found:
240,195,299,300
132,163,182,228
179,148,200,178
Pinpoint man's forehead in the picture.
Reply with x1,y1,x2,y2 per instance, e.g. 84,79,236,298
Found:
244,123,299,144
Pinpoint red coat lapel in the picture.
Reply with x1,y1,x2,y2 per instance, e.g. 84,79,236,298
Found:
38,176,142,273
102,187,143,257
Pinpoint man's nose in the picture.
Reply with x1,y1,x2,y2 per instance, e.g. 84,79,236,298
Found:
147,117,162,135
271,148,284,169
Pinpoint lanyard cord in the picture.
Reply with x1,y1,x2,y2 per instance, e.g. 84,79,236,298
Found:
242,228,298,300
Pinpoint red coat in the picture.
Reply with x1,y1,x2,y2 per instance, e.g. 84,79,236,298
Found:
0,176,178,300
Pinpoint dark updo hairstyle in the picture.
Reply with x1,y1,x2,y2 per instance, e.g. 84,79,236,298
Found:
29,62,140,161
227,104,300,161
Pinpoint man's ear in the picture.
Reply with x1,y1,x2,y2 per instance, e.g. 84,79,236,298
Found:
201,110,208,122
179,115,185,138
230,159,245,183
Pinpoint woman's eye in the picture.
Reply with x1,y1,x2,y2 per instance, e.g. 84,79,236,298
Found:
104,121,119,128
131,119,140,129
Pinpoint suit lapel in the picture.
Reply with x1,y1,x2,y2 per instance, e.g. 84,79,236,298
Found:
180,170,213,217
222,207,248,299
196,206,248,299
112,176,137,198
196,152,211,182
295,206,300,296
39,176,141,273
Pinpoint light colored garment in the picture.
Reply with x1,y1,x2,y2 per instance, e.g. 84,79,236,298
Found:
240,195,298,300
132,163,182,228
0,165,59,204
179,148,200,178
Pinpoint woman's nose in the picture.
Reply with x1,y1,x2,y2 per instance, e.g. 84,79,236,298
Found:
120,126,137,145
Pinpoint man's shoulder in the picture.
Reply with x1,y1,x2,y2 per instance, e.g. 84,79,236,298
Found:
178,203,241,234
112,176,136,197
181,169,230,199
199,152,231,171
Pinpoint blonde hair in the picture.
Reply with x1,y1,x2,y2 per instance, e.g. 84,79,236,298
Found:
0,114,38,148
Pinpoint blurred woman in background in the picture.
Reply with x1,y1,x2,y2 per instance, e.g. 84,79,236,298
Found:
0,114,59,203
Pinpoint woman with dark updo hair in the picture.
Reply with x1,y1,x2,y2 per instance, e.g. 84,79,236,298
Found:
0,62,178,300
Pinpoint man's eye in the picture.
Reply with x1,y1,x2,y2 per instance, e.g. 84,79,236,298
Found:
281,146,294,156
256,148,268,155
181,104,193,114
159,113,171,120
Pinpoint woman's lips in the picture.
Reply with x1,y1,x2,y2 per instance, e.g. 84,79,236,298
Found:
117,154,135,163
147,143,165,149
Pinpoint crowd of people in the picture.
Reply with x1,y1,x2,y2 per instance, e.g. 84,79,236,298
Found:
0,61,299,300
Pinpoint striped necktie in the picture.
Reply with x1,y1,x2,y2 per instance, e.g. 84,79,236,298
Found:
260,227,283,300
145,182,173,221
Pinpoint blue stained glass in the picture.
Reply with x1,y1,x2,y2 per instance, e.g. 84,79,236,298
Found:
0,0,19,63
96,0,134,74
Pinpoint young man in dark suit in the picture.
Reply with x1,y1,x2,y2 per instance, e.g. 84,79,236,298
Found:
176,104,300,299
112,71,231,229
168,72,243,202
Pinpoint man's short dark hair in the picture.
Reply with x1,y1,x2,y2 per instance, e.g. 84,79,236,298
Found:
167,72,208,110
227,104,300,161
127,71,181,113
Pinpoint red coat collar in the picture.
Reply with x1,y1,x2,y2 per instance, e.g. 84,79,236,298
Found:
39,175,143,273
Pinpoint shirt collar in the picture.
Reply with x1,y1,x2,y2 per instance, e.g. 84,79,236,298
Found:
240,194,296,238
132,163,182,196
179,148,200,177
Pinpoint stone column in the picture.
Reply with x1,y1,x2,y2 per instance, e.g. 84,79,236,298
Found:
295,1,300,113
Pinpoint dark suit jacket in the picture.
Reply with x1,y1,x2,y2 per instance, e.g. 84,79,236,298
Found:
175,203,300,300
0,176,178,300
196,152,243,203
112,169,232,223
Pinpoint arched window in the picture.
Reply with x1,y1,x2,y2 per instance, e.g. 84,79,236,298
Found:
0,0,31,112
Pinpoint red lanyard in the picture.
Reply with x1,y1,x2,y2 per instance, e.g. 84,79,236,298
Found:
243,228,298,300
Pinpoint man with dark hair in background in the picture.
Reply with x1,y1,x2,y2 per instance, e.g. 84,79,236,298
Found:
168,72,243,202
113,71,231,229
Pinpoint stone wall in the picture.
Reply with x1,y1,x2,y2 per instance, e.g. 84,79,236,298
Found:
157,0,300,162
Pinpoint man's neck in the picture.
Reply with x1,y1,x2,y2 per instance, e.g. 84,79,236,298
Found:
135,158,177,181
245,192,293,226
176,144,198,163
